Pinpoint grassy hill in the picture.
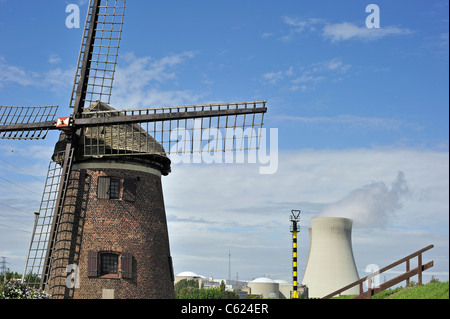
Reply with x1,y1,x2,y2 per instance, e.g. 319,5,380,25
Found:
372,281,449,299
331,281,449,299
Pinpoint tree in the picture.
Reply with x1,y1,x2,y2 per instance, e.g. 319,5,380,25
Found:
222,290,239,299
0,270,20,283
430,276,441,284
218,280,239,299
175,279,201,299
175,279,239,299
220,280,226,292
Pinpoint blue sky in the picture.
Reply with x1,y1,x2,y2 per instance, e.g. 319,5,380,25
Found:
0,1,448,287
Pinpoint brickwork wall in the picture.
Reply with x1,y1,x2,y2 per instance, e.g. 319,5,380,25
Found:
46,164,174,299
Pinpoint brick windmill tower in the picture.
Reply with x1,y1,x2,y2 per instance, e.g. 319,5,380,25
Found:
1,0,267,299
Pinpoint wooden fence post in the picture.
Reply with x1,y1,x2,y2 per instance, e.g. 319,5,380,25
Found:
418,254,423,286
406,260,410,287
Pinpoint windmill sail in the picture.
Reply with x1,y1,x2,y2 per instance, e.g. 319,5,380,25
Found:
22,0,125,290
69,0,126,113
77,101,267,157
22,161,64,287
40,145,75,290
0,106,58,139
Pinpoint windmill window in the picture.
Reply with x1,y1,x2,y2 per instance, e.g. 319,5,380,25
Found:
109,179,120,199
98,176,136,201
100,253,119,276
87,251,133,279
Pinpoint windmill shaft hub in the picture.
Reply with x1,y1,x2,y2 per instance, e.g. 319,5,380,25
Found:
56,117,74,132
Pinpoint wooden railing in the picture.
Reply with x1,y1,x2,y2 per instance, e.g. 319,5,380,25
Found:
322,244,434,299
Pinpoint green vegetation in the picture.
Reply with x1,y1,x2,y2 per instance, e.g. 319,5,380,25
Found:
370,286,404,299
0,270,21,283
332,279,449,299
0,270,50,299
175,278,239,299
383,281,449,299
245,294,262,299
1,280,51,299
331,294,357,299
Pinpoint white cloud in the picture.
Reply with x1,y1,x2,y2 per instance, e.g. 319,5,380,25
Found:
110,51,204,108
262,66,294,84
280,16,325,42
0,56,39,87
260,32,275,39
0,56,74,93
290,74,326,91
280,16,413,43
275,114,404,131
262,58,351,91
48,54,62,65
43,67,74,93
323,22,413,42
1,51,202,104
70,0,89,6
311,58,352,73
283,16,309,29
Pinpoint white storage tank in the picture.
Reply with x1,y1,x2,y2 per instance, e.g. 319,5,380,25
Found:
275,279,292,299
248,277,279,299
302,217,359,298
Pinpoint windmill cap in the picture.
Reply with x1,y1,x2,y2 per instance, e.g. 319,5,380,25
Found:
52,101,171,175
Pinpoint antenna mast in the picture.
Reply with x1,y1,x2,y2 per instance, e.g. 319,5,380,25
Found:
290,210,301,299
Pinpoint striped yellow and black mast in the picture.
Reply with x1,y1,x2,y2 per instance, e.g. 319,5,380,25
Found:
290,210,301,299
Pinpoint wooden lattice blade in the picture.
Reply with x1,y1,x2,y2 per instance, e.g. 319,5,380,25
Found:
70,0,126,114
22,161,63,287
39,143,75,290
0,106,58,139
78,101,267,157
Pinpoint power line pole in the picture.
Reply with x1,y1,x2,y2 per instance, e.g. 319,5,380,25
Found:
0,257,9,274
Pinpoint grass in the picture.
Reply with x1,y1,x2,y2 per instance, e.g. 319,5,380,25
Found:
383,281,449,299
370,286,404,299
330,281,449,299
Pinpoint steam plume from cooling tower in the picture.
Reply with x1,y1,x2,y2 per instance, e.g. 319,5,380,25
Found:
317,171,409,228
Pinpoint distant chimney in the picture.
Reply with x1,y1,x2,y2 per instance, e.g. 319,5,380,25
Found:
302,217,359,298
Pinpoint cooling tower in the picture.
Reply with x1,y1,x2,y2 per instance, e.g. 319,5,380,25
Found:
302,217,359,298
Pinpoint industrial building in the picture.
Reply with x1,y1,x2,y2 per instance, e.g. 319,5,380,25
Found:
175,216,360,299
175,272,307,299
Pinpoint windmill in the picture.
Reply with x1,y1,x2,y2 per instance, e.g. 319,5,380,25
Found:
0,0,267,299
